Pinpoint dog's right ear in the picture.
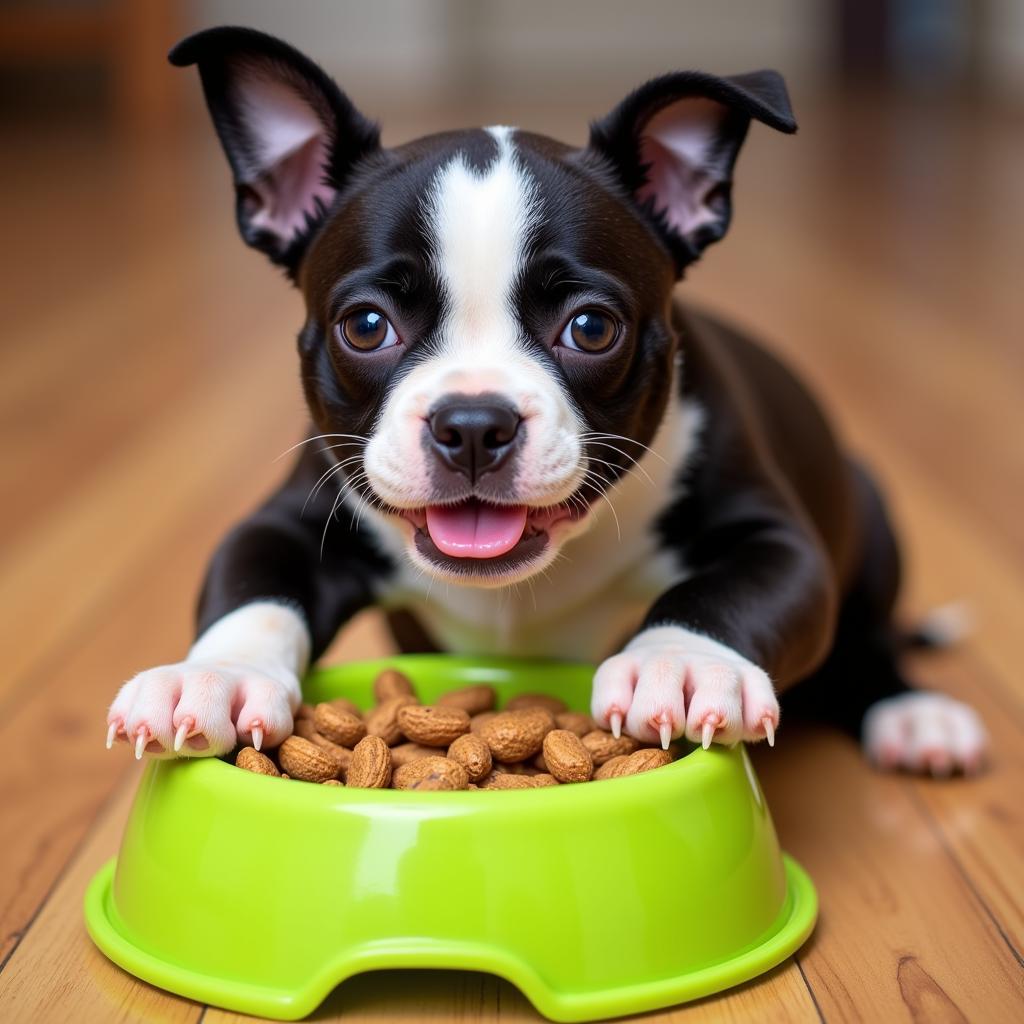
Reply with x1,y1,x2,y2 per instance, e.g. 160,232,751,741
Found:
170,26,380,272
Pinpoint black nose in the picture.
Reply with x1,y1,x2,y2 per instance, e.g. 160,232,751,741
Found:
427,395,522,482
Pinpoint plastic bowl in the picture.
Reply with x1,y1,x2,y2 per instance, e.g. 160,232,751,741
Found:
84,655,816,1021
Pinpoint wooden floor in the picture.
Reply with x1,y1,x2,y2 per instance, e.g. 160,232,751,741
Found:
0,90,1021,1023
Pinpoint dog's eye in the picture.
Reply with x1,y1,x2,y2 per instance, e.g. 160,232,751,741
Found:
337,308,398,352
560,309,618,353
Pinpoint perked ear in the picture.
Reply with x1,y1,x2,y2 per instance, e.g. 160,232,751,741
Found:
588,71,796,273
169,26,380,271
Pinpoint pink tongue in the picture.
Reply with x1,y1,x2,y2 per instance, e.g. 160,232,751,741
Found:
425,502,528,558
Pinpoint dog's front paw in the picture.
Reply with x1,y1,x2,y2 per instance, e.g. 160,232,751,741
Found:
106,660,298,759
862,692,988,776
591,626,778,749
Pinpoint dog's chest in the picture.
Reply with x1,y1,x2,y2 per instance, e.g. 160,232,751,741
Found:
390,528,681,661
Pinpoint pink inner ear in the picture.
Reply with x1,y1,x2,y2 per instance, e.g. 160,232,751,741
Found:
636,97,726,239
234,72,336,245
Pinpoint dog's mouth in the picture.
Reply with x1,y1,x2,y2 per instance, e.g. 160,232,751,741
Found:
399,498,585,574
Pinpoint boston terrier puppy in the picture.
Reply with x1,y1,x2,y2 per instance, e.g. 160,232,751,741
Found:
107,26,986,775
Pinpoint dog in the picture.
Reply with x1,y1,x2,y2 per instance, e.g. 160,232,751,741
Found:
106,26,986,775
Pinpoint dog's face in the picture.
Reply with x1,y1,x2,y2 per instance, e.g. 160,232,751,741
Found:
173,28,794,586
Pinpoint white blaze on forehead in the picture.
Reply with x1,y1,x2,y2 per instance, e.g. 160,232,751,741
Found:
425,126,539,355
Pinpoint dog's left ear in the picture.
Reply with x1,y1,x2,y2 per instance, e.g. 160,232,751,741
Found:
170,26,381,272
588,71,796,274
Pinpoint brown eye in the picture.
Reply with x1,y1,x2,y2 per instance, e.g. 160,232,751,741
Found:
561,309,618,353
338,308,398,351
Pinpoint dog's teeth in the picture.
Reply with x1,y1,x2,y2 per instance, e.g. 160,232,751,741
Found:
762,717,775,747
134,728,148,760
251,725,264,752
105,722,118,750
609,710,623,739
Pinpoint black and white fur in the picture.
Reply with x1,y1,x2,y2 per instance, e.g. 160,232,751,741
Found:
107,27,985,774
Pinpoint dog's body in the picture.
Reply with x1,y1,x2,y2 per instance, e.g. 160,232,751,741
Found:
107,27,986,773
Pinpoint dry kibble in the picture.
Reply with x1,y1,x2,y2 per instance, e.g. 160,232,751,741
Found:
555,711,596,737
581,730,639,765
479,709,553,763
293,716,318,741
506,692,569,715
234,682,682,788
398,704,471,747
236,747,279,776
373,667,417,704
308,732,352,776
437,684,497,716
542,730,594,783
393,756,469,791
278,736,339,783
365,695,418,745
314,703,366,747
346,735,393,788
593,755,630,780
447,734,493,781
480,771,537,789
469,711,498,735
616,748,674,776
390,741,443,768
327,696,362,718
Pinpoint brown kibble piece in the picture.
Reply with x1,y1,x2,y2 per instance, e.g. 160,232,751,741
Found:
542,729,594,783
328,696,362,718
593,755,630,780
346,735,393,788
373,667,417,704
581,730,639,765
470,711,497,734
390,741,442,768
278,736,339,783
437,684,497,716
447,733,493,781
479,709,553,763
532,773,559,786
506,692,569,715
555,711,596,737
321,779,344,787
398,704,471,747
365,695,417,745
294,703,315,721
308,732,352,776
480,771,536,789
235,747,279,776
616,748,674,776
293,716,318,740
393,755,469,791
314,702,366,747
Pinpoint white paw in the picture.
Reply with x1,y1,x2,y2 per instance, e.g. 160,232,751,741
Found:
591,625,778,749
106,660,299,759
862,692,988,776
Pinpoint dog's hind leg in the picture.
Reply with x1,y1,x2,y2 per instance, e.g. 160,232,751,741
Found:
783,462,987,774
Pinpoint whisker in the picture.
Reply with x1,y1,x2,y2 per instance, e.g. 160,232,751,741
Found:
274,433,368,463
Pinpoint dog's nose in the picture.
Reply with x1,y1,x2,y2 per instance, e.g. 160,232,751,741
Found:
427,396,522,482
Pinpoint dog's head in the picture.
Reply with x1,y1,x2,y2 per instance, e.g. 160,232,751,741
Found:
173,27,795,587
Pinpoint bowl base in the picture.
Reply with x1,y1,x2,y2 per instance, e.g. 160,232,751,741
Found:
85,854,817,1021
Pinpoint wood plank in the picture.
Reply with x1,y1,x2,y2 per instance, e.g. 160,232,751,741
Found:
0,775,201,1024
753,728,1024,1022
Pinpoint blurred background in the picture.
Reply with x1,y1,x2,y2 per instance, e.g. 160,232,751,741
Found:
1,4,1023,1021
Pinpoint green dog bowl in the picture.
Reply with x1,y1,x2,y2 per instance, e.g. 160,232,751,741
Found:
84,655,816,1021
